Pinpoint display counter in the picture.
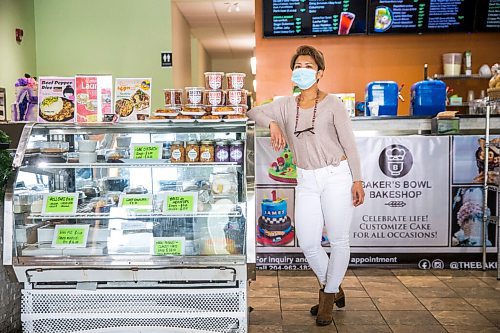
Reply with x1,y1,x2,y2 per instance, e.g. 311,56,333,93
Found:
3,121,255,332
254,116,499,272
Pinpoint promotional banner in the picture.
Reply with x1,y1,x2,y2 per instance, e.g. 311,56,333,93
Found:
255,134,498,270
351,136,450,247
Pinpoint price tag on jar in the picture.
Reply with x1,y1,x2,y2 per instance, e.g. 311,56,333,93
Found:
119,194,154,213
42,193,78,215
131,143,162,160
153,237,185,255
163,192,198,214
52,224,89,248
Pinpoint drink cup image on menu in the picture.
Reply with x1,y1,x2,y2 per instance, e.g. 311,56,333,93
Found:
338,12,355,35
374,6,393,32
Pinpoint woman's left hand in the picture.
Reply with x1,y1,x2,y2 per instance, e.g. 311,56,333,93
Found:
352,181,365,207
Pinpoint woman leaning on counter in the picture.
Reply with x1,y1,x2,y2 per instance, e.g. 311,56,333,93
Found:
247,45,365,327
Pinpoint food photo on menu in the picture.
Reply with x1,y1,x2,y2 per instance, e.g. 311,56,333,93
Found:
37,77,76,123
114,78,152,121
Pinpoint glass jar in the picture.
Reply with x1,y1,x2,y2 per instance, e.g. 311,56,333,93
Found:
215,141,230,162
229,140,244,164
185,140,200,163
199,140,215,162
170,141,185,163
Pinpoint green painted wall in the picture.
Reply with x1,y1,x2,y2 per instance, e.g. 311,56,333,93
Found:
0,0,37,119
34,0,173,110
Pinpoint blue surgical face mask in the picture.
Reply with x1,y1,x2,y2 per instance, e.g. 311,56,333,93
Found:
291,68,318,90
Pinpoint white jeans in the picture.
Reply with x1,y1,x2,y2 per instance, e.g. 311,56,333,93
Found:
295,160,354,293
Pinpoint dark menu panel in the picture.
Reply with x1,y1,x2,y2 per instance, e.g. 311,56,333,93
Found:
475,0,500,31
263,0,368,37
368,0,475,34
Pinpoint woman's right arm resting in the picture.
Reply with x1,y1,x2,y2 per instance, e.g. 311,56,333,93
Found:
247,98,284,129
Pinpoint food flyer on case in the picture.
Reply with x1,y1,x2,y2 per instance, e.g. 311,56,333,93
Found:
38,77,76,123
75,75,113,123
114,78,152,121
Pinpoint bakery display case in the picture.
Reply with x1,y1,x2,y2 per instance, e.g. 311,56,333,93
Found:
3,121,255,332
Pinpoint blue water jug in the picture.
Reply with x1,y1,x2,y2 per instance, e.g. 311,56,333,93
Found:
365,81,399,116
410,80,446,117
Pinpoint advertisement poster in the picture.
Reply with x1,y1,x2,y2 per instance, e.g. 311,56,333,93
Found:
351,136,450,247
37,77,75,123
75,75,113,122
114,78,152,121
255,135,498,270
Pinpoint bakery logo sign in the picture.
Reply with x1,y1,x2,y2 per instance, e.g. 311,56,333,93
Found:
379,144,413,178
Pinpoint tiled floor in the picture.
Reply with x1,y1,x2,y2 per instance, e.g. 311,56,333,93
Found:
249,268,500,333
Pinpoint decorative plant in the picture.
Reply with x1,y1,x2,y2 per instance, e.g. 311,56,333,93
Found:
0,130,13,200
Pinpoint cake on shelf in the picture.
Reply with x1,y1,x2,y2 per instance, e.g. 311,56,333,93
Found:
257,190,294,246
268,146,297,184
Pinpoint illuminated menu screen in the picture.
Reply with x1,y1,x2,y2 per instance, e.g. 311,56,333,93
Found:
263,0,368,37
475,0,500,31
368,0,475,34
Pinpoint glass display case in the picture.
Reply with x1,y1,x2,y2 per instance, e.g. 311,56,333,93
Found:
3,122,255,333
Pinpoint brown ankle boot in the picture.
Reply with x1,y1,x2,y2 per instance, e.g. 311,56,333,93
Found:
310,285,345,316
316,289,335,326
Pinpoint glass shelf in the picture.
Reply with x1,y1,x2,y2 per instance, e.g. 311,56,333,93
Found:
433,74,490,80
21,161,241,169
27,211,244,220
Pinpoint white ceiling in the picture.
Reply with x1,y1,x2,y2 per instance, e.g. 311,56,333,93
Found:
174,0,255,58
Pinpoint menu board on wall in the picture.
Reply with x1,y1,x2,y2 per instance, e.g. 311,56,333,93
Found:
368,0,475,34
475,0,500,32
263,0,368,37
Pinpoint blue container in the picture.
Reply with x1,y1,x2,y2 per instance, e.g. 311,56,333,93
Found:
410,80,446,117
365,81,399,116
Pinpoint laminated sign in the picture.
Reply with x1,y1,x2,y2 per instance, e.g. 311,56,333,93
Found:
163,192,198,214
153,237,185,256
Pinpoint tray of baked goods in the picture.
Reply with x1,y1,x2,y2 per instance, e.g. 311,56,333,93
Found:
149,105,247,123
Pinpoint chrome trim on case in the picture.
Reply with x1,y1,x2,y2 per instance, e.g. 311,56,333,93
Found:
245,122,256,272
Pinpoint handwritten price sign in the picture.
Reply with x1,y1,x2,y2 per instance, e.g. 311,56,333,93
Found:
119,194,153,213
42,193,78,215
52,224,89,248
164,192,197,214
131,143,162,160
153,237,185,256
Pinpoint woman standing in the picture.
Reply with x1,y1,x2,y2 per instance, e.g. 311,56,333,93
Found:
247,45,365,326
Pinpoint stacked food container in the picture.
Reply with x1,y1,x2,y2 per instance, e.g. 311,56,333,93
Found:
153,72,248,122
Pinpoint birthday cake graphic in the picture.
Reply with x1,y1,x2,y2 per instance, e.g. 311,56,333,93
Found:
257,190,294,246
268,146,297,184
